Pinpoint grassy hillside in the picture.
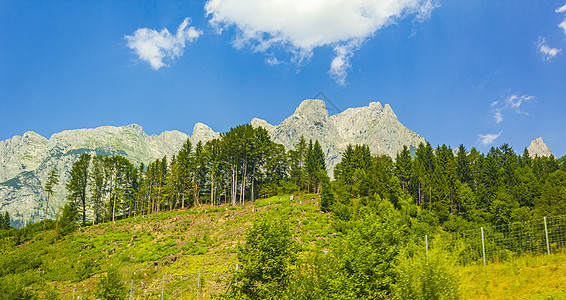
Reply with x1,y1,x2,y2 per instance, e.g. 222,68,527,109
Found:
2,193,332,299
2,193,566,299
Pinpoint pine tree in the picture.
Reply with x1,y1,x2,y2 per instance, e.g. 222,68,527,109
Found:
395,145,412,191
288,135,307,190
44,167,59,228
66,153,91,226
455,144,471,184
57,202,78,236
1,211,10,229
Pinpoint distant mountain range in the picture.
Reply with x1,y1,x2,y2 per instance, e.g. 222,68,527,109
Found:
0,99,553,226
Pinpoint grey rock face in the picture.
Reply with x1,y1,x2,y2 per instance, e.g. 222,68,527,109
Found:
191,123,220,146
271,99,345,172
0,124,187,227
250,118,276,134
270,99,426,174
330,101,425,158
527,137,553,158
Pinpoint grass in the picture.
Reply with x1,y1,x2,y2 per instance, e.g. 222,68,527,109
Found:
1,192,332,299
459,250,566,299
2,193,566,299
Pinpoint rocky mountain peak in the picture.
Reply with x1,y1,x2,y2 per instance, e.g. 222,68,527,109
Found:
382,103,397,119
124,124,146,137
294,99,329,120
191,123,220,145
527,137,553,158
250,118,276,134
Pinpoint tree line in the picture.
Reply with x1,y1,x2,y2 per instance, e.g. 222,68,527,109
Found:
63,124,329,226
329,142,566,230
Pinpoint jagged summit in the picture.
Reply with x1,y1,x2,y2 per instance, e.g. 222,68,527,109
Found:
270,99,425,173
191,123,220,146
527,137,553,158
294,99,329,119
250,118,275,134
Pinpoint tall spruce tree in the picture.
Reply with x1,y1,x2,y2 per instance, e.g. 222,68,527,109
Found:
44,167,59,228
66,153,91,226
395,145,412,191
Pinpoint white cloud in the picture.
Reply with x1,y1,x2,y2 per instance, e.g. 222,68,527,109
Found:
205,0,437,84
557,3,566,34
125,18,202,70
265,56,282,65
538,37,561,60
491,94,535,123
478,132,502,146
493,111,503,124
505,94,534,111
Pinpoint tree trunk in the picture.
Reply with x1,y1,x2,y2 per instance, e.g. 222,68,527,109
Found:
250,164,255,202
429,186,432,212
43,194,50,229
231,165,237,205
240,162,247,205
55,207,61,231
210,170,215,206
112,191,117,223
418,181,421,207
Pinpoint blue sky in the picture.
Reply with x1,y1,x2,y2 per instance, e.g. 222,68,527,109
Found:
1,0,565,156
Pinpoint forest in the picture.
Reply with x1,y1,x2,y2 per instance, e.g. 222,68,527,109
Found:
1,123,565,299
55,122,565,232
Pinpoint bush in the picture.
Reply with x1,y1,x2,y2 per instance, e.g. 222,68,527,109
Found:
57,202,79,237
0,276,39,300
228,217,297,299
394,241,461,300
95,268,127,300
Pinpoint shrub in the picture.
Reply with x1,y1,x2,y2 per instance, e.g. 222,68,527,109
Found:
228,217,297,299
394,241,461,300
95,268,127,300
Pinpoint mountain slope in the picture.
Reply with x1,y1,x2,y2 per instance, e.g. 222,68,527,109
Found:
0,124,188,227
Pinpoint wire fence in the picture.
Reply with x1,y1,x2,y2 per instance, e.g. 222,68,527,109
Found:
442,215,566,265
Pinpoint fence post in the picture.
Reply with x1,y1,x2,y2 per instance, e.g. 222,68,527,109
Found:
161,274,165,300
130,279,133,300
481,227,486,267
425,235,428,260
544,217,550,255
197,269,201,300
72,288,75,299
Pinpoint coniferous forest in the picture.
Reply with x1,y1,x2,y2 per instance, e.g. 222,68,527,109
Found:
60,124,566,231
1,123,565,299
